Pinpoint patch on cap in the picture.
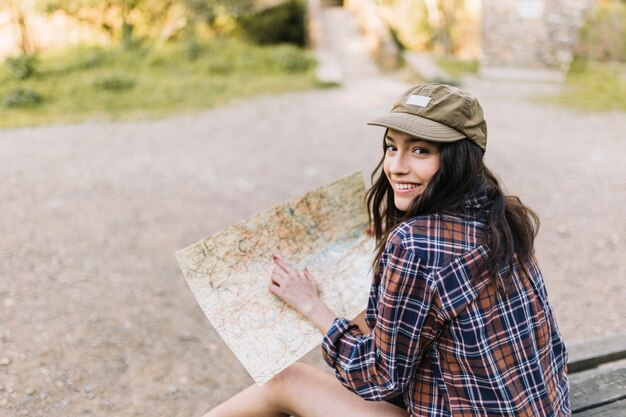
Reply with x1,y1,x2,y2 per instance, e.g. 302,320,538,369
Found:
406,94,432,107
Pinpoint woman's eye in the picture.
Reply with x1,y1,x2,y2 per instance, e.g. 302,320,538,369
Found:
385,144,397,152
413,147,429,154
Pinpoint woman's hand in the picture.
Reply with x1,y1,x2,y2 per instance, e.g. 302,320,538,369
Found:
269,255,337,332
269,255,319,316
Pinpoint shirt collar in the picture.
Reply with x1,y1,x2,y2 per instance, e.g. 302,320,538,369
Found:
462,184,490,210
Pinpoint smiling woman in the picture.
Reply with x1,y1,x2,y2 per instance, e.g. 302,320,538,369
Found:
202,84,570,417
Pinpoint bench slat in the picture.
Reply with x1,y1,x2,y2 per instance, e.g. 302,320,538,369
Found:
571,367,626,413
573,399,626,416
568,334,626,373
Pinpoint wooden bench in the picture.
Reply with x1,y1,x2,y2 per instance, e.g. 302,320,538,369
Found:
568,333,626,416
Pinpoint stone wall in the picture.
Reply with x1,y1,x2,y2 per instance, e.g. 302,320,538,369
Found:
482,0,594,71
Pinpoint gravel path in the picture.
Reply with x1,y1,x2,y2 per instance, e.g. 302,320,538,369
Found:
1,8,625,417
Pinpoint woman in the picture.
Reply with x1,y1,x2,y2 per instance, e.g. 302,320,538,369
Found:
205,84,570,417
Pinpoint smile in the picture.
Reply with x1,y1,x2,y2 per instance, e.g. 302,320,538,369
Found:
394,183,420,191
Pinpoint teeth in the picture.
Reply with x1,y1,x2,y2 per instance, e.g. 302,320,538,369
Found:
395,183,418,190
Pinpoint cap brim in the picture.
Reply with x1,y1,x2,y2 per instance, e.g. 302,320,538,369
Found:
367,112,465,142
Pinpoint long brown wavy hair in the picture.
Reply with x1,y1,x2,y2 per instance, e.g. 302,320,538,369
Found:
366,136,540,289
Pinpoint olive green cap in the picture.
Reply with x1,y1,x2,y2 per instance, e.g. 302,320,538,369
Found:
368,84,487,152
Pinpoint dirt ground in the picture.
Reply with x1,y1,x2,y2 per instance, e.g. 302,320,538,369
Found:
1,9,625,417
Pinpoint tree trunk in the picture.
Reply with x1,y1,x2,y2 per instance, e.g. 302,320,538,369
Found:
5,0,37,54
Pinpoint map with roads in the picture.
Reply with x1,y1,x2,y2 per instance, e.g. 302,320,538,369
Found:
176,172,373,383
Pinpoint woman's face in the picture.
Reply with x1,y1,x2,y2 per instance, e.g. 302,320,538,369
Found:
383,129,441,211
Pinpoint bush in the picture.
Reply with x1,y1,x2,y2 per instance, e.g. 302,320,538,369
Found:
93,75,136,92
61,47,107,72
207,58,235,74
185,40,206,61
549,58,626,112
145,40,209,67
201,39,314,74
4,54,38,80
574,0,626,62
238,0,306,46
3,88,44,108
267,45,315,73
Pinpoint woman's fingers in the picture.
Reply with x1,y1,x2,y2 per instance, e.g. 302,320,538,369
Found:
269,264,288,293
269,280,282,295
271,256,318,287
273,256,317,281
303,268,316,283
267,257,323,318
270,266,289,286
273,255,299,275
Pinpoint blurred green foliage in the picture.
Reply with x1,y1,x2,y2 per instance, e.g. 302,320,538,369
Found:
37,0,176,46
4,54,38,80
545,0,626,112
0,38,317,128
545,58,626,112
574,0,626,62
34,0,307,47
238,0,306,46
92,75,136,92
435,57,478,81
268,44,314,72
2,88,44,108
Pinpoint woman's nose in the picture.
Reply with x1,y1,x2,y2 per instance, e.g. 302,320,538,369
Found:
389,153,409,174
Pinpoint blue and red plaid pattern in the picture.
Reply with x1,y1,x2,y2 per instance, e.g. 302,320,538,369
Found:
321,191,570,416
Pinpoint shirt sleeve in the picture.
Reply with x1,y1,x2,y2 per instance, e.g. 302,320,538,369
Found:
321,242,443,400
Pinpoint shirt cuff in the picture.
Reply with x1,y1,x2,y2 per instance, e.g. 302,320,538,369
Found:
321,317,358,368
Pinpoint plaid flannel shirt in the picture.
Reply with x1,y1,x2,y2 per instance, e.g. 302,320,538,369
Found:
321,190,570,416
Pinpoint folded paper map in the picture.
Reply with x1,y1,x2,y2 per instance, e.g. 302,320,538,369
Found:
175,172,373,383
